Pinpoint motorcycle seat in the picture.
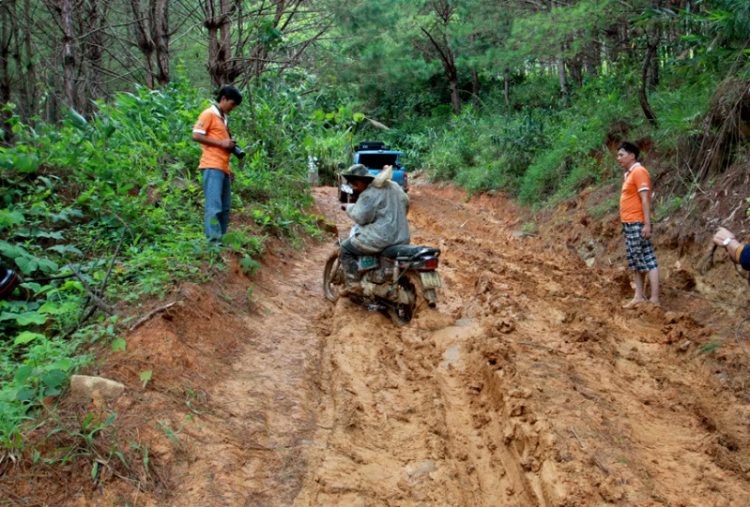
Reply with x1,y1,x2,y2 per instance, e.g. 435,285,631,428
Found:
381,244,440,259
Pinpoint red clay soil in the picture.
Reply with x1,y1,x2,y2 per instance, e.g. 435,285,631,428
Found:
5,181,750,506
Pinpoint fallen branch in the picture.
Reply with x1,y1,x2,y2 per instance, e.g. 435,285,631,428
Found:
60,225,128,339
593,457,610,475
570,426,585,449
69,265,115,315
129,302,176,331
518,341,564,354
99,225,128,295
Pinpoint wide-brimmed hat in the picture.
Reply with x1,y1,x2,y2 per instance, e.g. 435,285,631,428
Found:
341,164,375,182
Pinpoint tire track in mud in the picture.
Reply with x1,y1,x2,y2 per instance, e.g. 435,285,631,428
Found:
158,245,333,506
296,185,750,506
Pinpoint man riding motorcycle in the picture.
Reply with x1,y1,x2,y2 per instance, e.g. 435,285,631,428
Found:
339,164,410,295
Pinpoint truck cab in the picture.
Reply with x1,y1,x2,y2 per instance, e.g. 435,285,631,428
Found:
338,142,408,202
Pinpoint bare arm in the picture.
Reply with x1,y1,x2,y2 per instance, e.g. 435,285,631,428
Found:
192,132,235,150
639,191,652,239
713,227,742,263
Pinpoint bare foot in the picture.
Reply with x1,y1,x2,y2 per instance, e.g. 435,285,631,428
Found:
622,299,646,309
648,299,661,308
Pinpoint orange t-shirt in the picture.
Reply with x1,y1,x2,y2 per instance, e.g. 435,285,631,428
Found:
620,164,652,223
193,105,231,174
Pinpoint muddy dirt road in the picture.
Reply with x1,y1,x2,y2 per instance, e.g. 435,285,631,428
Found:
63,183,750,506
290,185,750,506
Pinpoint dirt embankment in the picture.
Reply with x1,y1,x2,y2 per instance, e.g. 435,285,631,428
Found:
9,182,750,506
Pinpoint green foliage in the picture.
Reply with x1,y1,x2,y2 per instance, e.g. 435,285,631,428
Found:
239,256,262,276
654,194,685,221
698,340,721,355
506,0,613,61
521,222,538,234
390,71,632,202
0,71,338,453
314,0,749,214
1,0,747,469
305,105,366,184
139,371,153,389
589,196,621,219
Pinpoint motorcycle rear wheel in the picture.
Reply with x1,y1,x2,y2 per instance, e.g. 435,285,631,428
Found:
323,251,342,302
387,304,413,327
386,277,417,326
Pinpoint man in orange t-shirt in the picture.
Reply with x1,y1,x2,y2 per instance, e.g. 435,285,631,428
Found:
192,85,242,243
617,141,660,308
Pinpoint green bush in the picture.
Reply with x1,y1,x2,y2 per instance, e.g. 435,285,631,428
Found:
0,71,347,451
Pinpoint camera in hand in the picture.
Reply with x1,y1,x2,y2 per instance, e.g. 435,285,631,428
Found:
230,144,246,160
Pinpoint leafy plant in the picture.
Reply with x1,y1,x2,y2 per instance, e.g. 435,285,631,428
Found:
139,371,153,389
0,73,332,453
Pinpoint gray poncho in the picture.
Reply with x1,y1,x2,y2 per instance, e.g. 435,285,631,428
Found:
346,181,411,254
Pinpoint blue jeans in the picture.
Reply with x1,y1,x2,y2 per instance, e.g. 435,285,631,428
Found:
201,169,231,241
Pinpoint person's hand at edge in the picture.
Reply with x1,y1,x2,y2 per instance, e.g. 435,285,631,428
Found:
713,227,736,247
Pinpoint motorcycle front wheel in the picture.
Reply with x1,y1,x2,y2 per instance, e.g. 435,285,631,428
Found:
323,250,343,302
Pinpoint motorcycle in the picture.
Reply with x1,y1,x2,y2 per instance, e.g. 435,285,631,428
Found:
323,239,442,326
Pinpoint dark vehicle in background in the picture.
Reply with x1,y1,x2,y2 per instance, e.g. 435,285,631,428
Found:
338,142,408,202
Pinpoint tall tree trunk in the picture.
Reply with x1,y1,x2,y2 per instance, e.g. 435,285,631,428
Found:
13,13,25,117
45,69,60,124
448,71,460,115
206,0,233,87
22,0,36,120
583,40,600,78
131,0,156,88
471,68,480,106
420,27,460,115
639,33,659,127
557,57,568,97
648,46,659,89
0,0,14,142
81,0,106,112
218,0,232,83
151,0,170,86
568,56,583,88
504,67,510,111
59,0,77,108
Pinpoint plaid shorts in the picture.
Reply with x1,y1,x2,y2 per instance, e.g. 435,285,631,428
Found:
623,222,658,272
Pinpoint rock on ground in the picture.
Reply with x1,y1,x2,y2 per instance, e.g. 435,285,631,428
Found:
70,375,125,400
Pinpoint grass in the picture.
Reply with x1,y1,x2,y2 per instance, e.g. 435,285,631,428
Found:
654,194,685,222
521,222,538,234
588,196,620,219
